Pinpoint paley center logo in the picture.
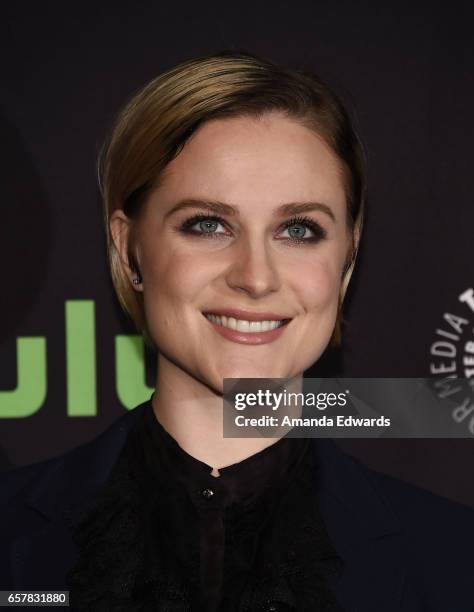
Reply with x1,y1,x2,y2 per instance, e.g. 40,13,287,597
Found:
429,287,474,433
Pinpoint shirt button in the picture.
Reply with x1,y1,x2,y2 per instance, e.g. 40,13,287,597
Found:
201,487,215,499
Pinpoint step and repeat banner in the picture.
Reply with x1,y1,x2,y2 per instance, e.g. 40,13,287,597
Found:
1,2,473,506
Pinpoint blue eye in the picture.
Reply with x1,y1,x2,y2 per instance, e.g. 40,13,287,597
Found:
198,219,224,233
180,214,229,237
281,222,310,240
279,216,327,243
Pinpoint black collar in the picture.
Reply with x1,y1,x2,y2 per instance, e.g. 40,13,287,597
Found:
139,400,311,511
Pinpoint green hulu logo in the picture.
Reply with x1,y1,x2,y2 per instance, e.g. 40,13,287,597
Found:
0,300,154,418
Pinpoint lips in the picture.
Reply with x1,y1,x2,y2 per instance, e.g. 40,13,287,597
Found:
201,308,292,322
201,308,293,345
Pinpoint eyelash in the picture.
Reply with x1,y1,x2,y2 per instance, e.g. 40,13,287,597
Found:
178,213,327,244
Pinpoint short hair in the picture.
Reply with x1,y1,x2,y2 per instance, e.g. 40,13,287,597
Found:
99,50,366,350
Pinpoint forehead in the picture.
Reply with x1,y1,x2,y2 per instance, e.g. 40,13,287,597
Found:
155,113,346,212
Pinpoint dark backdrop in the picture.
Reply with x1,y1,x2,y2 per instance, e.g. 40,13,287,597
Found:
1,0,473,506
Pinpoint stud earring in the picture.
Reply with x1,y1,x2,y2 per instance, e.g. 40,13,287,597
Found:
132,274,142,285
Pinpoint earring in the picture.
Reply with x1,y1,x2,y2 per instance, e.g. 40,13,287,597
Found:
132,274,142,285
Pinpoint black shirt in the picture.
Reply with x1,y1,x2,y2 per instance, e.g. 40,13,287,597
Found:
65,400,343,611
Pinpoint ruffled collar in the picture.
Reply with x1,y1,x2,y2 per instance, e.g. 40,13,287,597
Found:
63,402,344,611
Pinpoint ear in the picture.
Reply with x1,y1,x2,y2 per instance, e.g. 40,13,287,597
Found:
352,222,361,255
109,209,143,291
341,221,360,280
352,225,360,256
348,215,362,257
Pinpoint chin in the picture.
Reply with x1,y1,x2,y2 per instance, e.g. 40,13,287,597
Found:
215,364,291,385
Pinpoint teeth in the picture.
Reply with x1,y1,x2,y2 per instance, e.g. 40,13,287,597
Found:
205,314,285,333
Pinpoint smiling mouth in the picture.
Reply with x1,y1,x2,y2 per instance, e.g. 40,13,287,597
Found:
203,313,291,333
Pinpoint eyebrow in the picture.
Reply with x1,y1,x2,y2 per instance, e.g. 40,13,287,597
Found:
163,198,336,222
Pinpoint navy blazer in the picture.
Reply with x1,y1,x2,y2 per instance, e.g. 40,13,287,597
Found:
1,400,473,611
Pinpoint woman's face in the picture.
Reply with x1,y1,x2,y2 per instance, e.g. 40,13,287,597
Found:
112,112,354,394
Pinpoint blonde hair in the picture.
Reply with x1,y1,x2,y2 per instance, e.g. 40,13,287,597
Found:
99,50,366,349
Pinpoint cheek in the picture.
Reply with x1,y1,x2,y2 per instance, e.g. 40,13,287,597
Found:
295,256,341,311
140,248,203,352
143,245,199,299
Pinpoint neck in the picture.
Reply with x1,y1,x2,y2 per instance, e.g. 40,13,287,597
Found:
151,355,303,470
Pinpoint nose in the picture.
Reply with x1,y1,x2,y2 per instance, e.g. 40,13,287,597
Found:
225,233,281,298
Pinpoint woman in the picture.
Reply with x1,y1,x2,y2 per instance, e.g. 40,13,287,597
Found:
1,50,473,611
